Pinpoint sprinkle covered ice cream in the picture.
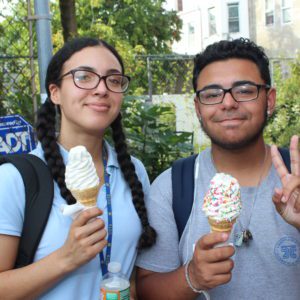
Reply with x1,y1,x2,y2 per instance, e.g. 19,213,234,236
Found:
203,173,241,231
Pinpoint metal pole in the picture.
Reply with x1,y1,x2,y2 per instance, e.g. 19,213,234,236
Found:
27,0,38,122
146,56,153,102
34,0,53,103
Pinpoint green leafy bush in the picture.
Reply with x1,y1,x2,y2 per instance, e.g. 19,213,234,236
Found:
118,98,194,182
265,56,300,147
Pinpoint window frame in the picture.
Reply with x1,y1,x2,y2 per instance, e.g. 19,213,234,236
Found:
281,0,292,24
265,0,275,26
227,2,240,33
208,6,217,36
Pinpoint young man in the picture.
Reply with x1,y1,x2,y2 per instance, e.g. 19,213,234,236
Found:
136,38,300,299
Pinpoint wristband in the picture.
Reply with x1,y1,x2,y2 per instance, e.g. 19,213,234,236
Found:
184,259,210,299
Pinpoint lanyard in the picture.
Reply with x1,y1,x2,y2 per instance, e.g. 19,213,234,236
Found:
99,147,112,276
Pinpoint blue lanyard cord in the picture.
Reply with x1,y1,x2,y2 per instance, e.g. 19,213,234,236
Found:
99,147,112,276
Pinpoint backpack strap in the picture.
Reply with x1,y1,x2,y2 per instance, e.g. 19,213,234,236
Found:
278,147,291,173
171,147,291,241
0,154,54,268
171,154,197,240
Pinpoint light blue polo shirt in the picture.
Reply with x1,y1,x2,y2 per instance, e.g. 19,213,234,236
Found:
0,142,149,299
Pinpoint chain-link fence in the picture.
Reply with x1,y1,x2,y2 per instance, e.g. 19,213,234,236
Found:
134,55,294,100
134,54,195,100
0,0,38,154
0,0,38,124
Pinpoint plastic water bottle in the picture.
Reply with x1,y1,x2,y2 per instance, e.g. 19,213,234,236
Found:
100,262,130,300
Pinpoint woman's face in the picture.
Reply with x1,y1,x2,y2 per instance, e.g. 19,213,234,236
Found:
49,46,124,137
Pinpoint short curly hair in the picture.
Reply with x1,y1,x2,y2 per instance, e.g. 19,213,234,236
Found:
192,38,271,92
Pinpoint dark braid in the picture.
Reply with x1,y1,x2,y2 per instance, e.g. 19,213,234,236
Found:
36,98,76,205
111,114,156,249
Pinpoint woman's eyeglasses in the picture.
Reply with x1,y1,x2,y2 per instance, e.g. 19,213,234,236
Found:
58,69,131,93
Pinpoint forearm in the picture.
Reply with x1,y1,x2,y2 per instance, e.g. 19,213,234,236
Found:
0,249,72,299
136,266,198,300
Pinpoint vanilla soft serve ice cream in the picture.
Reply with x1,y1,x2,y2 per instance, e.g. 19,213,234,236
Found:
65,146,100,207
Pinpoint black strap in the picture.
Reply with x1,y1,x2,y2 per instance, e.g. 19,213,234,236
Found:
172,148,291,240
278,147,291,173
0,154,54,268
171,154,197,240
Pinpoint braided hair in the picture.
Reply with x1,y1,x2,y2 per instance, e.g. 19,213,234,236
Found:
111,114,156,248
36,37,156,248
36,99,76,205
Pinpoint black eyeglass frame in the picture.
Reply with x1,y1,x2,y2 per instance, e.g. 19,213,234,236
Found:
58,68,131,93
196,83,271,105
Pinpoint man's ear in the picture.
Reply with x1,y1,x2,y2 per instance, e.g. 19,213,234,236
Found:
48,84,61,105
267,87,276,116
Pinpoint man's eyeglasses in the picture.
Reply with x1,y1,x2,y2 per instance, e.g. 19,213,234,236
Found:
58,69,131,93
196,83,270,105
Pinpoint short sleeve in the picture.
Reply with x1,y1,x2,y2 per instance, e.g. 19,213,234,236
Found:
0,163,26,236
136,168,181,272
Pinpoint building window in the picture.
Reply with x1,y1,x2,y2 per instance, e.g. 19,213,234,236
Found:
188,22,195,48
188,23,195,35
208,7,216,36
228,3,239,33
282,0,291,23
265,0,274,25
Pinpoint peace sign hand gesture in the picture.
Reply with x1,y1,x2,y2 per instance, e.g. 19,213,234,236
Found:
271,135,300,229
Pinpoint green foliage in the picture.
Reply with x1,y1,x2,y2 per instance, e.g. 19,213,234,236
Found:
144,57,194,95
0,0,37,123
119,98,194,182
264,56,300,147
73,0,181,54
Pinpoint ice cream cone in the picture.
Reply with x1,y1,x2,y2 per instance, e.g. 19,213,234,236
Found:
203,173,241,235
65,146,101,209
208,217,237,233
71,184,100,207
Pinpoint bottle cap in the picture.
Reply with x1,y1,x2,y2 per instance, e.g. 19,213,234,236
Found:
108,261,121,273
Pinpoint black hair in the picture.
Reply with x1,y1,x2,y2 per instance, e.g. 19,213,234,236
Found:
192,38,271,92
36,37,156,248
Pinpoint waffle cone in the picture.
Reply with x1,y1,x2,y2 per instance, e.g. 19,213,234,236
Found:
71,185,100,207
208,217,236,233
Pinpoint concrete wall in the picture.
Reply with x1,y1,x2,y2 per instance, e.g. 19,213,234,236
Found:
252,0,300,58
152,94,210,150
171,2,202,54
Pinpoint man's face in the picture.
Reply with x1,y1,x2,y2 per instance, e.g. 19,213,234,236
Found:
194,58,275,150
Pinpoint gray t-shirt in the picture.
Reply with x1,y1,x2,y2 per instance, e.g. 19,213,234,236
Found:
136,148,300,299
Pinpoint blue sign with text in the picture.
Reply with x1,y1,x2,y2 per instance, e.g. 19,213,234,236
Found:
0,114,37,155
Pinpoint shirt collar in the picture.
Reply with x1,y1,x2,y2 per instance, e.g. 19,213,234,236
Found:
104,140,119,169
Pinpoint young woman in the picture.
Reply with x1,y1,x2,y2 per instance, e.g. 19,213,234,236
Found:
0,37,156,299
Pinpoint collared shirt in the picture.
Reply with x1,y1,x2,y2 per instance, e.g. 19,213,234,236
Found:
0,142,150,300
